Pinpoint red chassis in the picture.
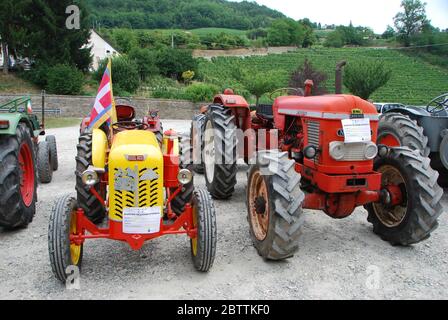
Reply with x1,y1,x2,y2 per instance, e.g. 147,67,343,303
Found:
70,196,197,251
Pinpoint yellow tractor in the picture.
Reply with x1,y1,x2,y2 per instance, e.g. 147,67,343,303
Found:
48,108,217,283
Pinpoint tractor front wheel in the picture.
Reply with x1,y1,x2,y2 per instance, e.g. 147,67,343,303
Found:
45,135,58,171
48,195,83,283
0,123,37,228
37,140,53,183
203,105,238,199
247,151,305,260
365,147,443,245
190,188,217,272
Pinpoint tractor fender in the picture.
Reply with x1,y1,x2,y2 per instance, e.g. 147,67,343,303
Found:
385,106,428,120
213,94,249,108
0,113,36,137
440,133,448,170
92,129,108,169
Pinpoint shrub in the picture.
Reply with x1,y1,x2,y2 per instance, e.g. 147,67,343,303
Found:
151,87,187,100
344,60,392,100
289,59,328,95
20,63,50,88
46,64,84,95
95,56,140,94
185,83,220,102
155,48,198,80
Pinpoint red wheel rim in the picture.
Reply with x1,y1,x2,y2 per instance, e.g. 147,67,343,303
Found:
18,143,35,207
378,133,401,147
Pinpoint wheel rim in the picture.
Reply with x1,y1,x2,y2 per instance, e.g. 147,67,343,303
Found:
373,165,408,227
248,170,269,241
70,211,82,265
191,205,198,256
378,132,401,148
204,120,215,183
18,143,35,207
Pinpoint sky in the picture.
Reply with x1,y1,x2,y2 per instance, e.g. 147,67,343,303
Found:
233,0,448,33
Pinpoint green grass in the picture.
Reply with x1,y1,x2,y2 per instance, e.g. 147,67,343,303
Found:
0,73,40,94
190,28,248,37
44,117,81,129
197,48,448,105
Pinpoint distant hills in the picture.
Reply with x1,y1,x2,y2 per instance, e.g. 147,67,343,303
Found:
86,0,285,30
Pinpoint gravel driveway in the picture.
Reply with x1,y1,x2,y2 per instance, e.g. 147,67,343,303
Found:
0,121,447,300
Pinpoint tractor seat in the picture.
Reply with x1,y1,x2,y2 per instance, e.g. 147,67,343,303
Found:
116,104,136,122
256,104,274,120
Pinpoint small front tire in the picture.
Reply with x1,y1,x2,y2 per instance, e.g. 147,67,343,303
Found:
190,188,217,272
37,140,53,183
48,195,83,283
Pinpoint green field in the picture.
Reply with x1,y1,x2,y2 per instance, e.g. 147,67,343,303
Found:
197,48,448,105
190,28,248,37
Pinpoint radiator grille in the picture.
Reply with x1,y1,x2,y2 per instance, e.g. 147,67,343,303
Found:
341,144,368,161
112,167,160,220
307,121,320,147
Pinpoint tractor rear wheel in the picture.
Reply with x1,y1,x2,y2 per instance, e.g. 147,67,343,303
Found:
377,113,430,157
365,147,443,246
0,123,37,229
247,151,305,260
203,105,238,199
48,195,83,283
171,134,194,215
190,114,207,174
190,188,217,272
75,132,106,224
37,140,53,183
45,135,58,171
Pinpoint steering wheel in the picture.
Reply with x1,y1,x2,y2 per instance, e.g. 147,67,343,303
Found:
268,88,304,101
426,93,448,115
112,121,149,132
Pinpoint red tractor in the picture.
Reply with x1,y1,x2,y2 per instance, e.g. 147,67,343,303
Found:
191,85,443,260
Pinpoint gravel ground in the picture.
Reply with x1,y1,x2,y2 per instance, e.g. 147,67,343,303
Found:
0,121,447,300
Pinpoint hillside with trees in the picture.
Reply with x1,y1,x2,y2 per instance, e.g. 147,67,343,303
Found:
86,0,285,30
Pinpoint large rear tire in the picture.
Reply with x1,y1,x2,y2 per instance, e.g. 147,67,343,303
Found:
48,195,83,283
365,148,443,245
378,113,430,157
75,132,106,224
190,188,217,272
0,123,37,228
247,151,305,260
203,105,238,199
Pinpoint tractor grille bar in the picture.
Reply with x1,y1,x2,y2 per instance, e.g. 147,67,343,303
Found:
307,121,320,147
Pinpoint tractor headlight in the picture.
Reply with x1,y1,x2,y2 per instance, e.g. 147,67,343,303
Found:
329,142,345,160
304,145,318,159
178,169,193,185
364,144,378,160
82,169,99,187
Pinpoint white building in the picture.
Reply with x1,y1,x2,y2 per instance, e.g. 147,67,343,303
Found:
87,29,120,71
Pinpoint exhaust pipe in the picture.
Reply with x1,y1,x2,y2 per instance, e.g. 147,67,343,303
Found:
335,61,347,94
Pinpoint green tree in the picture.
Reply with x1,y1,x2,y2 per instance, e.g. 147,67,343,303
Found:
0,0,31,74
343,61,392,100
110,29,138,53
242,71,283,106
95,56,140,95
394,0,428,46
267,18,305,46
324,31,344,48
382,25,396,39
128,47,159,81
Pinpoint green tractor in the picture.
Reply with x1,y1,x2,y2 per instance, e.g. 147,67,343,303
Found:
0,94,58,229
